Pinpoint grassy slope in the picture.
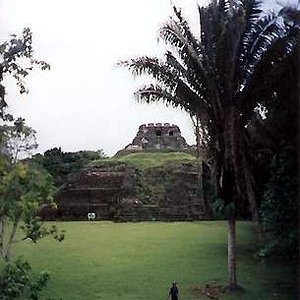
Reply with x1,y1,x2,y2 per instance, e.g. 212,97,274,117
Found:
89,151,196,170
12,221,295,300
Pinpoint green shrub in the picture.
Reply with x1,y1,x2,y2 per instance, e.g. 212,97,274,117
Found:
259,150,298,259
0,258,50,300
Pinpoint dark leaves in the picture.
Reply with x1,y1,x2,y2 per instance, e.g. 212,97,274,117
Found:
0,28,50,120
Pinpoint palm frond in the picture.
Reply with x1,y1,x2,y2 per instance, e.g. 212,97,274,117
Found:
164,51,187,78
159,18,202,71
239,13,284,81
164,51,210,102
135,83,196,114
198,3,220,72
134,84,176,106
171,5,203,58
135,83,211,126
240,30,299,118
159,20,221,118
159,17,211,91
219,0,232,13
278,6,300,25
198,1,243,110
118,56,177,90
241,15,298,89
239,0,262,23
214,6,247,100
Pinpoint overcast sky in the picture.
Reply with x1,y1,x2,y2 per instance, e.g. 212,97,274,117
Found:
0,0,293,156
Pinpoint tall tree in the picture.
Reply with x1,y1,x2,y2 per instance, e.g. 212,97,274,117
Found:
120,0,299,289
250,43,299,259
0,161,62,262
30,147,107,187
0,28,50,121
0,120,64,262
0,28,62,300
0,117,38,163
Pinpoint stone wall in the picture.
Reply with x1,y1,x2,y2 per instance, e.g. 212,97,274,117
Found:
127,123,189,150
42,162,208,221
42,164,130,220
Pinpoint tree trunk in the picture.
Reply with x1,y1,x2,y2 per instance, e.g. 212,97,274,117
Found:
4,220,18,262
227,218,239,290
242,154,265,243
192,114,211,218
196,116,204,199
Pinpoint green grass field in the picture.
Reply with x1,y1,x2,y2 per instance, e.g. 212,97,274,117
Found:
89,151,196,170
12,221,296,300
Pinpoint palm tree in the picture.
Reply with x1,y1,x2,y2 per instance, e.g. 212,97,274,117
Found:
119,0,299,289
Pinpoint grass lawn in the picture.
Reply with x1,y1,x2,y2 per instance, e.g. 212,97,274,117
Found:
12,221,296,300
89,151,196,170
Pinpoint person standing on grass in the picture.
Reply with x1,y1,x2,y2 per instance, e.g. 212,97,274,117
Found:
168,282,179,300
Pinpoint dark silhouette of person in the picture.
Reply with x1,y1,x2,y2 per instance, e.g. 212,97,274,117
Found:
169,282,179,300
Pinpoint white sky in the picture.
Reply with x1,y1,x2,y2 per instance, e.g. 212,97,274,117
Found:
0,0,292,156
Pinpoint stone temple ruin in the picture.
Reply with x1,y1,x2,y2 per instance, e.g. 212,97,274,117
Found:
125,123,189,151
42,123,207,221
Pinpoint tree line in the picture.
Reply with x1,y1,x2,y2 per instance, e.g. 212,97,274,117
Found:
30,147,107,187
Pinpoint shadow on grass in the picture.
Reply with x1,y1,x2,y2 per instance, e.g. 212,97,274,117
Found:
191,282,246,299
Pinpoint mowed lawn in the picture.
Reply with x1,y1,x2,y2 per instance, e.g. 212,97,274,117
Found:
12,221,295,300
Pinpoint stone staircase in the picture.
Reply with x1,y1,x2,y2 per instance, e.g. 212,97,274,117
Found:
41,162,209,221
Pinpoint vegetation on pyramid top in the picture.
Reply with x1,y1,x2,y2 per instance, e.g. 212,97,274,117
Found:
88,150,196,171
